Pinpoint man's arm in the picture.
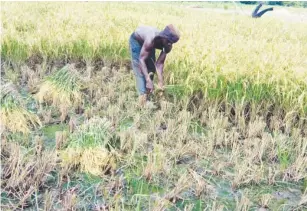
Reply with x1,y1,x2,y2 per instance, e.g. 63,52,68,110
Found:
139,40,153,83
156,51,167,89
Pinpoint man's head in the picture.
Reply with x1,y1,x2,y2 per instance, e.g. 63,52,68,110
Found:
159,24,180,43
155,24,180,53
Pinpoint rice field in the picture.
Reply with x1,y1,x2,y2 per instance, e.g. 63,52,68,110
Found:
1,2,307,210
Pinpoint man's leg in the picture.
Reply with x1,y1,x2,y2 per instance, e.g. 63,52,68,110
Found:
129,34,147,106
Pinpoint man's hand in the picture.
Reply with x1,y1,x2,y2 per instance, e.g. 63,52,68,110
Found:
146,78,154,93
158,81,164,91
157,81,165,97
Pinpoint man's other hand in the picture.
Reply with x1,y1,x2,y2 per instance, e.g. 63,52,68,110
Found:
158,81,164,91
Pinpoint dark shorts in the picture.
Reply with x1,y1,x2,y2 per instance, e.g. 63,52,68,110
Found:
129,32,156,95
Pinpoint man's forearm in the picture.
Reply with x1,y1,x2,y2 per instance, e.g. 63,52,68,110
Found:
157,71,163,85
156,64,164,85
140,60,150,81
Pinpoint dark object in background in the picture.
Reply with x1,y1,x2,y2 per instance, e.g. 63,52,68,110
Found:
252,3,274,18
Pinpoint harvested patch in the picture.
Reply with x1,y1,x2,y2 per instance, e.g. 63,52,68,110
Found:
1,142,57,210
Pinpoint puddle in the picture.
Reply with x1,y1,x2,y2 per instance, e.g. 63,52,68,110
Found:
41,123,68,149
119,117,134,131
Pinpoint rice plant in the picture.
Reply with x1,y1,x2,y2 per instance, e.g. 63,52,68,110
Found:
59,147,116,176
67,116,113,148
0,82,41,134
59,117,117,176
35,65,83,120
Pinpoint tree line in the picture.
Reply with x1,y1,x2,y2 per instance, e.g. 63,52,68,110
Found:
240,1,307,8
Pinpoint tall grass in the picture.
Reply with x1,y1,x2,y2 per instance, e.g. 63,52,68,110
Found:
1,2,307,115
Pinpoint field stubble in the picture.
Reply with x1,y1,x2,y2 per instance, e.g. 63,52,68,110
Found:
1,62,306,210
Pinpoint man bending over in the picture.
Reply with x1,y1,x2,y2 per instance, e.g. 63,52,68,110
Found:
129,24,180,107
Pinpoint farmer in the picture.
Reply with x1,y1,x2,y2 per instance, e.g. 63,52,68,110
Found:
129,24,180,107
252,2,273,18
